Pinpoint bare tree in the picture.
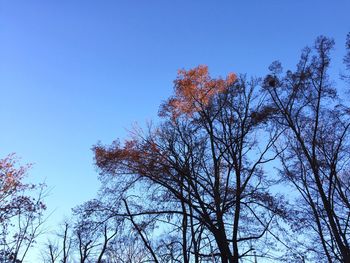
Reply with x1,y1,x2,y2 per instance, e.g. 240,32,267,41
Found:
264,36,350,262
42,221,72,263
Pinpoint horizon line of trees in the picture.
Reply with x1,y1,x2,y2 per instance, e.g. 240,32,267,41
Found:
1,33,350,262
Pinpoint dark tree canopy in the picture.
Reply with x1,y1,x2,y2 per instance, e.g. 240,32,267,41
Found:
13,33,350,263
92,66,291,263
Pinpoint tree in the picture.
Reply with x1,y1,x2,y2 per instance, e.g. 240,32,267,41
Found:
0,154,46,263
72,208,119,263
93,65,289,262
42,221,73,263
72,199,154,263
264,36,350,262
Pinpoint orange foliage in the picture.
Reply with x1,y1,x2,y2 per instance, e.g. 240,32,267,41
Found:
160,65,236,119
94,138,164,177
95,66,237,179
94,140,140,172
0,154,28,199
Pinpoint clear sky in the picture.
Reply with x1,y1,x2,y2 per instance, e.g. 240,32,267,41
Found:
0,0,349,256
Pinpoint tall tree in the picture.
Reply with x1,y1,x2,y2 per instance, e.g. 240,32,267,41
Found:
264,36,350,262
93,66,288,262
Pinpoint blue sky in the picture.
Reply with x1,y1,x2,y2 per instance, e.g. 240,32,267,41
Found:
1,0,349,251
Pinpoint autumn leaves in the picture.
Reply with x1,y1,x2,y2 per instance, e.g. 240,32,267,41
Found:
160,65,237,119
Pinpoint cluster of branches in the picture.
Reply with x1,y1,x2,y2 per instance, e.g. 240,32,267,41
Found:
47,35,348,263
40,205,154,263
55,35,349,263
263,36,350,262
